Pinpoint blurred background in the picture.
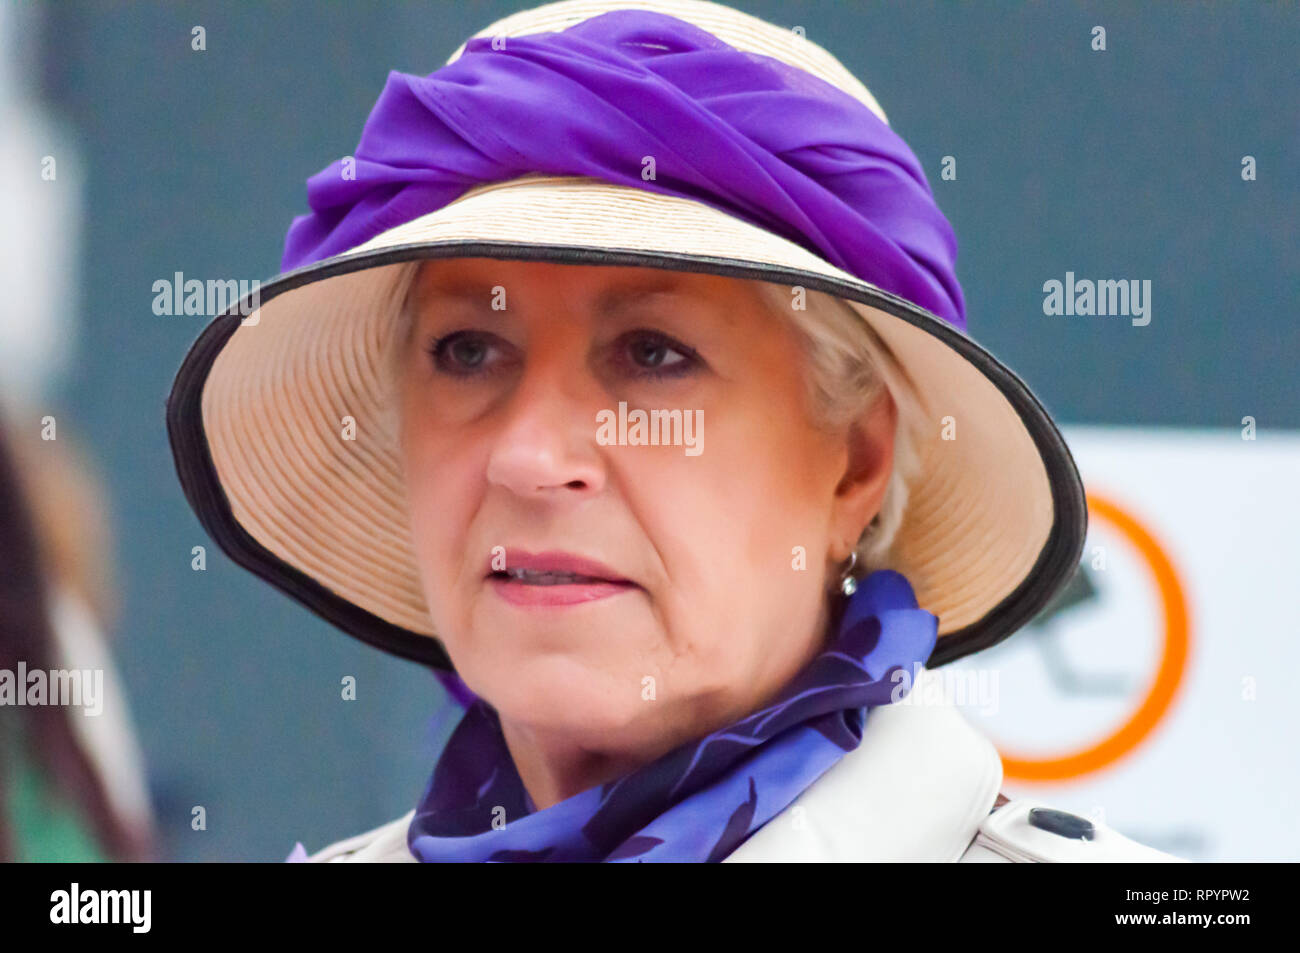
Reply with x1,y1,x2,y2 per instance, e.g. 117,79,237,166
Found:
1,0,1296,861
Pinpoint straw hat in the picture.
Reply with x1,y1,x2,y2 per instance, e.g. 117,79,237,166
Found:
166,0,1085,670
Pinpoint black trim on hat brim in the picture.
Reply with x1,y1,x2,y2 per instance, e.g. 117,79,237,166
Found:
166,241,1087,671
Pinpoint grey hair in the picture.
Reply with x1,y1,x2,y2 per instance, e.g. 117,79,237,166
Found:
384,262,924,581
750,281,925,579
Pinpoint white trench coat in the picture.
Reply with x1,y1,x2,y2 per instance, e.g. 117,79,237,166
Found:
305,668,1184,864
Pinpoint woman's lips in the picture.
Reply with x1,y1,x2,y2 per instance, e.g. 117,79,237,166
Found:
488,575,637,607
485,549,639,607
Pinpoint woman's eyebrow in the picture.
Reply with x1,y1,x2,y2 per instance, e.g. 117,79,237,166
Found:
417,278,499,305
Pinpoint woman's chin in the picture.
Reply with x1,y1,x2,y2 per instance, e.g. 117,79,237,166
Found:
479,668,661,742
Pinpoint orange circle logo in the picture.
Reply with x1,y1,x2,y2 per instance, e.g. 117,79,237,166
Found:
998,491,1191,782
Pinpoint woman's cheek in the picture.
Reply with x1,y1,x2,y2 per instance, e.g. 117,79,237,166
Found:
404,452,465,607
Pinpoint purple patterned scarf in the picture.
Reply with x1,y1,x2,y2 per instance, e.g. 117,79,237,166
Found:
279,8,965,332
405,569,936,863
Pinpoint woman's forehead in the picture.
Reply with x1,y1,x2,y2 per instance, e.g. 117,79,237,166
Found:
410,257,758,312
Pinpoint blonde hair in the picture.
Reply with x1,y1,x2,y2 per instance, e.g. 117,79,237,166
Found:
750,282,923,578
386,262,924,580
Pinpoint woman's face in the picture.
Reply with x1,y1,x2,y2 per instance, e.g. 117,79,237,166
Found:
397,257,895,757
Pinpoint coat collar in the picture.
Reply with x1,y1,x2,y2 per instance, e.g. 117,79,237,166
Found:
725,665,1003,862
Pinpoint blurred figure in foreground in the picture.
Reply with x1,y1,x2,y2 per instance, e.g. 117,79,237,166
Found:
0,419,155,861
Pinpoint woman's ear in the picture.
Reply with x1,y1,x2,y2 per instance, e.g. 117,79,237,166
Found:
827,387,897,563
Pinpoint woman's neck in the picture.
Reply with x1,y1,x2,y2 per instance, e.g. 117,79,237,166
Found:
498,719,662,810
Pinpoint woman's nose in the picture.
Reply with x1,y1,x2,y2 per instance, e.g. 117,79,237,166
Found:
484,360,607,502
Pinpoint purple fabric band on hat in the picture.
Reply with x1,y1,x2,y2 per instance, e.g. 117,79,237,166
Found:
281,9,966,331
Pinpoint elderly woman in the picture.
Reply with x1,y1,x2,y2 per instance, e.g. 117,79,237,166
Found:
167,0,1179,862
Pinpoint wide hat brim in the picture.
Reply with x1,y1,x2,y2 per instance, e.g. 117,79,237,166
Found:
166,173,1086,670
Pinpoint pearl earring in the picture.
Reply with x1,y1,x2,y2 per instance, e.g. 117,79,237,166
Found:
839,551,859,597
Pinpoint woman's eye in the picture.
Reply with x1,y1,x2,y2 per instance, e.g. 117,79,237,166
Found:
425,328,700,381
619,330,699,378
427,331,501,375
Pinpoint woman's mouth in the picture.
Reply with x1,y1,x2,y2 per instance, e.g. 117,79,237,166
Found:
485,550,639,607
494,568,614,585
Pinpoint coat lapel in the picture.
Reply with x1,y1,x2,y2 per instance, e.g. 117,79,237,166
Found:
725,666,1003,862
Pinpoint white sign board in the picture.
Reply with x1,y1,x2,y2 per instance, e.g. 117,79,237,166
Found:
949,425,1300,861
